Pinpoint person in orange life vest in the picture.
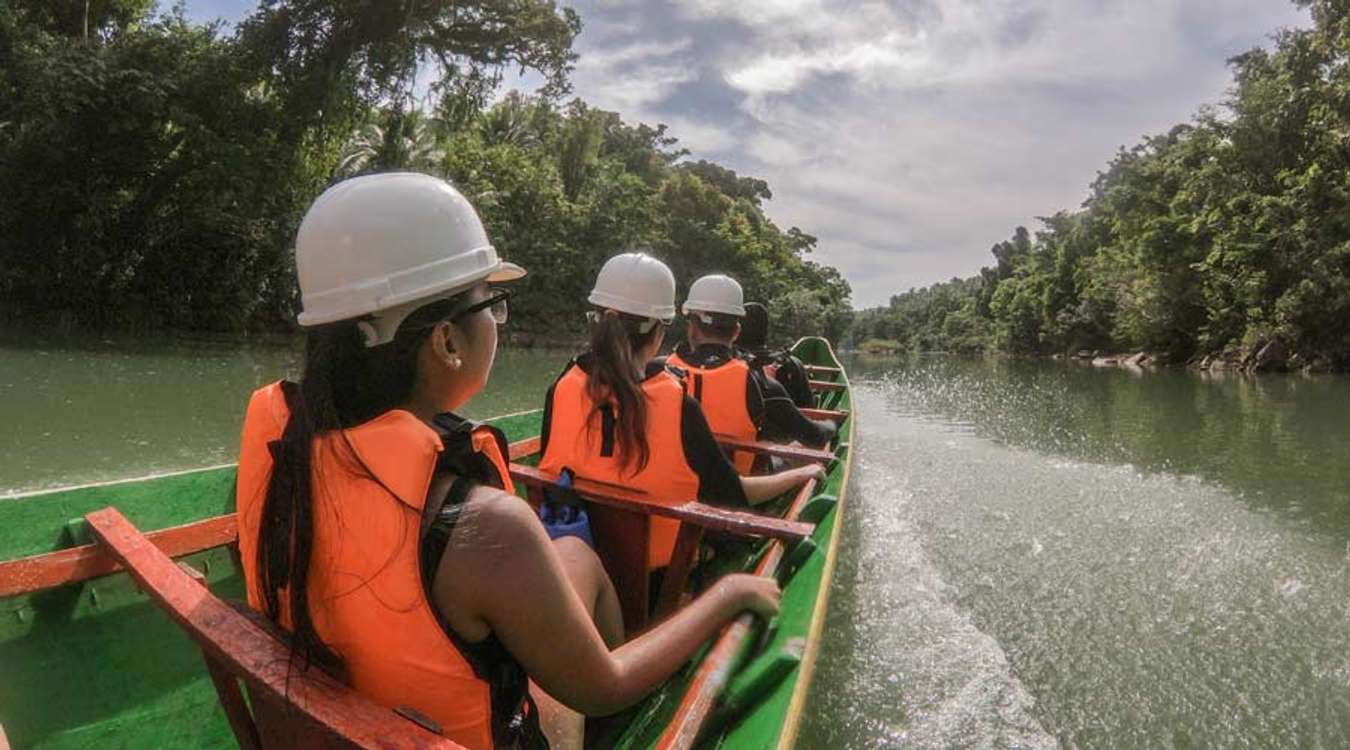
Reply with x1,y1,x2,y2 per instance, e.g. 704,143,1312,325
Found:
667,276,836,474
538,254,824,570
234,174,780,750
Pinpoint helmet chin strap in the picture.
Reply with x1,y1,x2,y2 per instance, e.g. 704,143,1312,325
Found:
357,320,382,348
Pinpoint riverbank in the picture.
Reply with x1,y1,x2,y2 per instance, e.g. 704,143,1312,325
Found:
1058,341,1341,375
856,338,1346,374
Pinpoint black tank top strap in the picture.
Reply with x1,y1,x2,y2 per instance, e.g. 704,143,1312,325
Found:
420,476,549,749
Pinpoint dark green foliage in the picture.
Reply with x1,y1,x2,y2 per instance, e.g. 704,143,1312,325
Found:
438,96,851,341
0,1,848,337
851,0,1350,368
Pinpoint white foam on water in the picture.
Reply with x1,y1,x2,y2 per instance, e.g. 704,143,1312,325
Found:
811,389,1060,749
820,381,1350,749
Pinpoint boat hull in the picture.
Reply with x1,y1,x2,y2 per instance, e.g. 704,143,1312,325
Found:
0,337,853,750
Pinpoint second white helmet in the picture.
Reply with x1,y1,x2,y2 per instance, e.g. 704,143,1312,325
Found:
588,253,677,323
683,274,745,317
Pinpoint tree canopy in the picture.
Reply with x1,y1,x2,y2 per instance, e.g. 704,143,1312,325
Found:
852,0,1350,370
0,1,849,344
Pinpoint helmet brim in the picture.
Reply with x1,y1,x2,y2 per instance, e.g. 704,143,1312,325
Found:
487,260,527,283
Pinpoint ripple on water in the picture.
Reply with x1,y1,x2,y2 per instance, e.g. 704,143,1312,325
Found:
802,416,1059,749
803,382,1350,749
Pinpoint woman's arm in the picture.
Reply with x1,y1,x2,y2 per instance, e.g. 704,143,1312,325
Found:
680,395,822,506
433,491,779,716
740,464,825,504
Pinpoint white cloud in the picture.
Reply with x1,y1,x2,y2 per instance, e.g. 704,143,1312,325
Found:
565,0,1308,306
569,38,697,114
183,0,1315,308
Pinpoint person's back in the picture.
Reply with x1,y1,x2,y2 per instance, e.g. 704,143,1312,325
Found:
235,183,785,750
540,352,700,568
671,277,835,453
540,256,824,571
237,382,512,747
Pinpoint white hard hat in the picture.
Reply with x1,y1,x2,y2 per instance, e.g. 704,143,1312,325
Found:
683,274,745,317
294,172,525,347
588,253,676,323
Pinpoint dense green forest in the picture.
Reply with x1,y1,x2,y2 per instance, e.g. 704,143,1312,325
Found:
0,0,851,343
852,0,1350,372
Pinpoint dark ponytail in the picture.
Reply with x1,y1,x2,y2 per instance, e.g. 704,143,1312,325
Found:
255,293,471,670
587,310,662,473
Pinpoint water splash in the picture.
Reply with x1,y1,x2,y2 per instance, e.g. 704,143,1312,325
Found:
803,379,1350,748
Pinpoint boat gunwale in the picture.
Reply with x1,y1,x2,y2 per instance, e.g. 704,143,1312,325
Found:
0,408,548,502
775,336,854,750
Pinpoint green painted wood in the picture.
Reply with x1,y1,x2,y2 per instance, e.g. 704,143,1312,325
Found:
603,336,853,750
0,371,845,750
0,409,543,750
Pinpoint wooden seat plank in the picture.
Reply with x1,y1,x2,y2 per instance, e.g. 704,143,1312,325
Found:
0,514,238,598
800,407,849,424
655,477,821,750
508,465,813,543
507,436,541,460
84,507,460,750
808,379,846,393
803,365,840,377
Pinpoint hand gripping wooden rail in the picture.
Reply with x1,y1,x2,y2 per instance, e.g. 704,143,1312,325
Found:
709,434,835,465
513,434,833,467
83,506,461,750
655,476,822,750
509,463,815,630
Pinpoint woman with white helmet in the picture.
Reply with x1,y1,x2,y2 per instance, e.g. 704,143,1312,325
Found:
538,253,824,573
234,175,781,750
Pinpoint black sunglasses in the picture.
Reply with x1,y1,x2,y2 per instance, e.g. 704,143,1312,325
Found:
450,287,511,326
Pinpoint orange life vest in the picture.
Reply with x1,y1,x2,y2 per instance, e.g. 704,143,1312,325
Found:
235,381,512,750
667,351,759,474
539,361,699,569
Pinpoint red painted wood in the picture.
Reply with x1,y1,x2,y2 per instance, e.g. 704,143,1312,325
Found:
507,436,541,460
808,379,846,393
587,505,653,633
0,514,238,598
83,507,462,750
711,434,835,465
655,477,820,750
509,465,813,542
653,524,705,620
800,408,849,423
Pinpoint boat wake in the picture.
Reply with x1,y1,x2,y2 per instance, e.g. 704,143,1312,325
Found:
802,386,1058,749
804,377,1350,749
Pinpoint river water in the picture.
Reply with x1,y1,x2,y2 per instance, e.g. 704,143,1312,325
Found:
800,355,1350,749
4,341,1350,747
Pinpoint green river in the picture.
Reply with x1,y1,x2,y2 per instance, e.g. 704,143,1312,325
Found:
5,339,1350,748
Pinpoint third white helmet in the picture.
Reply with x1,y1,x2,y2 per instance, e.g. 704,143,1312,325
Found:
682,274,745,317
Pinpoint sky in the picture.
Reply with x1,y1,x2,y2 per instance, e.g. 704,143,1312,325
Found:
186,0,1310,308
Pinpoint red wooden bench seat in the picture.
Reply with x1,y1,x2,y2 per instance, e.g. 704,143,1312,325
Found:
84,507,461,750
807,379,846,393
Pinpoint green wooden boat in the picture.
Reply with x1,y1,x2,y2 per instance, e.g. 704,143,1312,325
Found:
0,337,853,750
